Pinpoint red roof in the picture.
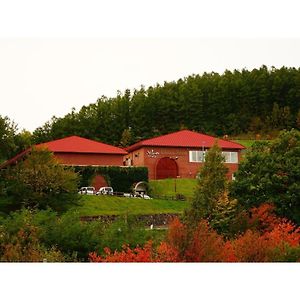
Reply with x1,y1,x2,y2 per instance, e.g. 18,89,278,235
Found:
126,130,245,152
0,136,127,168
36,136,127,155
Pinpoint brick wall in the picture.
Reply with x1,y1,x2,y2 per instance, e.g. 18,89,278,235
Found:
126,146,241,180
54,152,124,167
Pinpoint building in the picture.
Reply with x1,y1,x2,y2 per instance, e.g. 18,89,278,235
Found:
124,130,245,180
1,136,128,189
1,131,245,184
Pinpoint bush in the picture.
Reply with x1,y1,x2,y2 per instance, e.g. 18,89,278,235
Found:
231,129,300,225
34,210,105,260
0,210,65,262
89,206,300,262
0,209,105,261
0,148,80,213
99,215,150,254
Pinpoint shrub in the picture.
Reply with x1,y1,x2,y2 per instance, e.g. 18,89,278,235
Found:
99,215,150,254
89,206,300,262
0,212,65,262
0,148,80,213
0,209,104,261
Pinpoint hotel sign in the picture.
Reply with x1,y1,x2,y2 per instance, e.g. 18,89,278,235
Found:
147,149,159,158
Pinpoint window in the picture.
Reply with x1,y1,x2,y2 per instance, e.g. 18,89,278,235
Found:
222,151,238,163
189,151,206,162
189,150,238,163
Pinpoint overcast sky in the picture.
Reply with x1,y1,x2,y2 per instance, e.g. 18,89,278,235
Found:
1,38,300,132
1,0,300,132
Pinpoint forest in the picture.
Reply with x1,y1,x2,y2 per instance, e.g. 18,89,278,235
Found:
1,65,300,163
32,65,300,144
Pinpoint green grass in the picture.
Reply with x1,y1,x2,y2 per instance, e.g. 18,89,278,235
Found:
73,195,188,216
233,140,257,148
149,178,197,198
233,139,270,148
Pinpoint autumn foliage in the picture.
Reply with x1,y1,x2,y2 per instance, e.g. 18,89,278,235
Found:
0,223,65,262
89,204,300,262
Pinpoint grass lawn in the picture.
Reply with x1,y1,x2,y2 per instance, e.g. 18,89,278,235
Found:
233,139,270,148
73,195,188,216
149,178,197,198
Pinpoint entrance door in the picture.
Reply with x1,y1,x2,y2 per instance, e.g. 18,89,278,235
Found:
92,175,108,190
156,157,178,179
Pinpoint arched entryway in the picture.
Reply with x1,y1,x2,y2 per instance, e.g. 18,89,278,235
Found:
156,157,178,179
92,175,108,191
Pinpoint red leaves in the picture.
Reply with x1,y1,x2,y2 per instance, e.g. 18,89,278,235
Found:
248,203,280,231
89,205,300,262
89,241,154,263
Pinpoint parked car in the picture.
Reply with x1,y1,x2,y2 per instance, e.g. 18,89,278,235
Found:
78,187,95,195
134,193,152,199
96,187,114,195
123,193,134,198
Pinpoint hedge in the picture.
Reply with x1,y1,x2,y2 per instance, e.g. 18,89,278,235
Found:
74,166,148,193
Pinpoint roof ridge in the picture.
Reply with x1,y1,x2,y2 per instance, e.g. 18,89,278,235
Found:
126,129,245,152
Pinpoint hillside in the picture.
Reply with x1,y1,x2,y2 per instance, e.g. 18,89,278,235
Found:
33,66,300,146
149,178,197,199
74,195,188,216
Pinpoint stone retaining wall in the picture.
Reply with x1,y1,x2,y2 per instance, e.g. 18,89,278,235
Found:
80,213,181,227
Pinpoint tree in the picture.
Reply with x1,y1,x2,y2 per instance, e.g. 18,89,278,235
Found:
231,129,300,225
119,128,133,148
209,191,238,236
31,66,300,144
296,110,300,129
14,130,33,154
185,142,228,225
0,115,18,162
0,148,79,212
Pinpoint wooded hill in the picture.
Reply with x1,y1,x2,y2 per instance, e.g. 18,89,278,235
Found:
14,66,300,149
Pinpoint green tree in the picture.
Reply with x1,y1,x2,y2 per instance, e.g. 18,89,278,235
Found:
185,142,228,226
209,191,238,237
32,66,300,144
296,110,300,129
119,128,133,148
14,130,33,154
0,115,17,162
231,129,300,225
0,148,80,213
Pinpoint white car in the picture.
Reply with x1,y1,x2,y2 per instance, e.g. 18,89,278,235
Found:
96,187,114,195
78,187,95,195
134,193,152,199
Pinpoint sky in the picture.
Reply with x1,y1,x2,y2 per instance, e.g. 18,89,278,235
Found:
1,38,300,132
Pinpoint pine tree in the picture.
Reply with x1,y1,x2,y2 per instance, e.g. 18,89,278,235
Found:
185,142,228,226
297,110,300,129
119,128,133,147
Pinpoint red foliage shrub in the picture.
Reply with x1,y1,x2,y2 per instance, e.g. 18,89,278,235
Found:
89,205,300,263
248,203,280,232
89,241,154,262
233,219,300,262
166,219,236,262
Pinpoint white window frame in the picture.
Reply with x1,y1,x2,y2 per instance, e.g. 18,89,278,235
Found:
188,150,238,163
222,151,238,164
189,150,206,163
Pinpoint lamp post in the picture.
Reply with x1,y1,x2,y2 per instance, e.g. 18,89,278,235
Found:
170,156,179,194
201,141,206,162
